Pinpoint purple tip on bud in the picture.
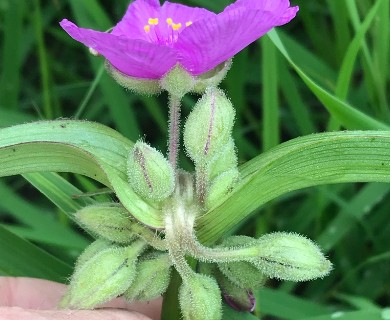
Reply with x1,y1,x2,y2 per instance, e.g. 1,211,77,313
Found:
223,290,256,313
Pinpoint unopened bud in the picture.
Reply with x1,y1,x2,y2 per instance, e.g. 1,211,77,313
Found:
184,88,235,164
75,239,111,269
179,274,222,320
206,168,239,209
217,236,265,289
62,241,145,309
127,141,175,201
160,64,195,98
75,204,136,244
217,271,256,312
124,252,171,301
207,138,237,181
252,232,332,281
199,261,256,313
106,61,161,95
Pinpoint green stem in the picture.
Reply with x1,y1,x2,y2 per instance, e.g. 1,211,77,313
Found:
168,95,181,171
185,234,259,263
130,223,167,251
164,208,195,279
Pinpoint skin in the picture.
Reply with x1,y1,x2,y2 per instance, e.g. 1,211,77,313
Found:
0,277,162,320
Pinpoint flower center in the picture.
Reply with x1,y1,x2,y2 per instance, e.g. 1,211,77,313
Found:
143,17,192,45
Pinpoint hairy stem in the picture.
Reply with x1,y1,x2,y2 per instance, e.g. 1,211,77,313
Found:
168,95,181,171
164,207,195,279
184,232,258,263
130,223,167,251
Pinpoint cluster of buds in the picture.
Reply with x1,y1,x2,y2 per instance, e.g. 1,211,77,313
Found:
60,74,331,319
60,49,331,320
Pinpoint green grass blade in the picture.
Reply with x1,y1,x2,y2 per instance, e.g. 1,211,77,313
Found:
257,287,329,319
317,183,390,252
33,0,55,119
0,225,72,282
300,310,383,320
279,60,316,135
23,172,94,218
0,179,88,249
261,36,279,151
0,0,24,110
267,30,389,130
335,0,383,100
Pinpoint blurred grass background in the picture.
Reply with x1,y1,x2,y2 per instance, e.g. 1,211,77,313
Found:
0,0,390,319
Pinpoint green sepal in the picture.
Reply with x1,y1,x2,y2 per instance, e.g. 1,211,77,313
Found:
192,60,232,93
106,61,161,95
160,64,195,98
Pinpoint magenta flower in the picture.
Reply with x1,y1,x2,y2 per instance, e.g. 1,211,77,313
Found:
60,0,298,79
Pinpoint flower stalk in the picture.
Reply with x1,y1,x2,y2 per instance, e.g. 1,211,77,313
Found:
168,95,181,171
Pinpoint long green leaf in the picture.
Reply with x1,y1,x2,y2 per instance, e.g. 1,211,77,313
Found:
0,120,163,227
199,131,390,243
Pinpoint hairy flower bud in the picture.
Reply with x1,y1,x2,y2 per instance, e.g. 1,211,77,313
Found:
179,274,222,320
124,252,171,301
160,64,195,98
75,204,136,244
106,61,161,95
206,168,239,209
252,232,332,281
217,236,265,289
218,271,256,312
62,241,145,309
207,138,237,181
75,239,111,269
127,141,175,201
184,88,235,164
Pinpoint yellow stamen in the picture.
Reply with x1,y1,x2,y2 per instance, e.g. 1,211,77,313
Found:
148,18,159,25
185,21,193,27
144,25,151,33
166,18,173,25
172,23,182,30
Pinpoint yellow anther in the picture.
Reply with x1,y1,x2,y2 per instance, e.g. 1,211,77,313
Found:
144,25,151,33
185,21,193,27
172,23,182,30
148,18,159,25
166,18,173,25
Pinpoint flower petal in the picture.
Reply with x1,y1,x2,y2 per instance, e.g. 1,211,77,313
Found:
175,5,298,75
111,0,160,41
160,1,216,25
60,19,177,79
225,0,299,25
